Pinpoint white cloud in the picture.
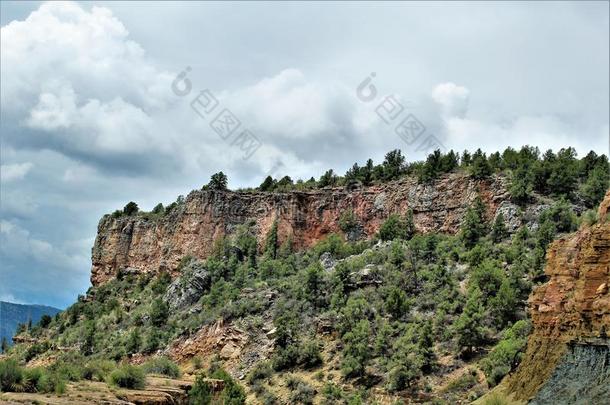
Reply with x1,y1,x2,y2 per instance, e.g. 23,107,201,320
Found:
0,220,85,273
442,114,606,157
25,83,76,130
1,1,176,172
225,69,355,139
0,191,39,219
432,82,470,118
1,2,173,112
1,162,33,182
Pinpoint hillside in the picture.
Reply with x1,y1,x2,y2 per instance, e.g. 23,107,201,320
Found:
0,302,61,349
1,147,609,404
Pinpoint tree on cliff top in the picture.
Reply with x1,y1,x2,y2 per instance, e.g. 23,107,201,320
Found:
123,201,139,216
208,172,228,190
382,149,406,181
259,175,275,192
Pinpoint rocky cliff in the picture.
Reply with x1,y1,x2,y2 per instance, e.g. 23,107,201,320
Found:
92,173,523,285
504,189,610,403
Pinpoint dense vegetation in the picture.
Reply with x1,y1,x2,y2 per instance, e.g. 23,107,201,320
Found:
3,146,608,403
5,199,601,402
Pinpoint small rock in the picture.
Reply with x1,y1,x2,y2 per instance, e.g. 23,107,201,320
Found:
319,252,336,272
266,327,277,338
596,283,607,295
373,192,387,211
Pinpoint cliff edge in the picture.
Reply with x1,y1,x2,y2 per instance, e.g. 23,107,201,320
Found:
92,173,519,285
503,189,610,403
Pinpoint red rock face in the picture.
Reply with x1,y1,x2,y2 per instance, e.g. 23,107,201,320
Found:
91,173,510,285
529,189,610,341
506,189,610,400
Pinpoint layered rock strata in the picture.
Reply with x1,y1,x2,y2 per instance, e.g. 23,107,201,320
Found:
92,173,513,285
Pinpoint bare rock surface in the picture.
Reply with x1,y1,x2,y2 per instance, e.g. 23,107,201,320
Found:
163,260,211,310
92,173,517,285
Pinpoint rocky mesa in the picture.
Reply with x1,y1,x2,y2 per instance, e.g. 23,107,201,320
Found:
91,173,522,285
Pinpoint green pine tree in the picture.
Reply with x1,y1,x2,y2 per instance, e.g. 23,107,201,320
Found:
454,288,486,358
491,212,508,242
208,171,228,190
460,195,489,248
581,162,610,208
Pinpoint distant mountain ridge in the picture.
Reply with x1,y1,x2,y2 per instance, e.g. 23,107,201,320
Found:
0,301,61,346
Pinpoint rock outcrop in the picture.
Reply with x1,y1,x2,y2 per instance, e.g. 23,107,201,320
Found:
163,259,211,310
505,189,610,403
92,173,516,285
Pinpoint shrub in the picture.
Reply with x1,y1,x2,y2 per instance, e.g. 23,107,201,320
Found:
23,341,50,362
142,357,181,378
143,329,163,353
126,328,142,355
189,373,212,404
298,340,323,369
36,371,66,395
540,199,577,233
247,361,273,385
191,356,203,371
108,365,146,389
50,359,83,382
150,299,169,327
22,368,46,393
0,360,66,395
82,359,116,381
0,358,24,392
38,315,52,328
341,320,371,378
444,369,478,392
208,366,246,405
151,272,172,295
261,390,279,405
339,210,358,233
322,382,344,404
385,287,410,318
272,345,300,371
480,320,530,387
379,212,414,241
288,376,316,405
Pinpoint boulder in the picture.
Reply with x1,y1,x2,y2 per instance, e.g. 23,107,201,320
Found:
319,252,336,272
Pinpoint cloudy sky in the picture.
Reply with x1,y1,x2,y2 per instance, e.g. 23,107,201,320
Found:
1,1,608,308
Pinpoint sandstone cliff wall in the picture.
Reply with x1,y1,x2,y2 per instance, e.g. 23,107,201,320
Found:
505,189,610,402
91,173,514,285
